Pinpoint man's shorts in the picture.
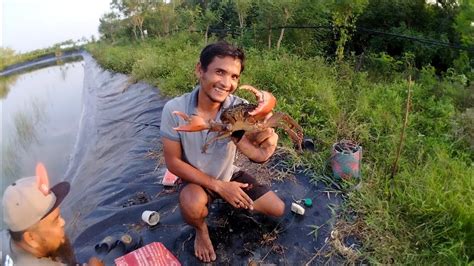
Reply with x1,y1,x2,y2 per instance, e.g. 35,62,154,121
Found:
181,171,270,202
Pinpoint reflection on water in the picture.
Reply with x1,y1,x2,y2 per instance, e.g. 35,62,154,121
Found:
0,75,19,99
14,98,46,149
1,61,84,192
2,143,20,186
2,99,46,183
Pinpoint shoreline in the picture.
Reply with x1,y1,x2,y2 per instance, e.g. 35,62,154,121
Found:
0,49,84,77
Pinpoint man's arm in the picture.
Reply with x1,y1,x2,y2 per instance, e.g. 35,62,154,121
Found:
234,128,279,163
162,137,218,190
162,137,254,209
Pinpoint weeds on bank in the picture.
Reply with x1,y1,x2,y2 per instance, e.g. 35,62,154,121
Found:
0,46,81,71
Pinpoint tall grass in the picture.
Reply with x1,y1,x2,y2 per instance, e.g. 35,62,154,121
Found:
86,34,473,264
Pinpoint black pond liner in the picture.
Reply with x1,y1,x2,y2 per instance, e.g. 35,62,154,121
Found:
0,50,84,77
61,53,343,265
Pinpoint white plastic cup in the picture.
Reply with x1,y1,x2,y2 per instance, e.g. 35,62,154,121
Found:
141,210,160,226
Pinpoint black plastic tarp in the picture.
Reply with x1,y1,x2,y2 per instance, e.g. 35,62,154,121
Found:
62,53,342,265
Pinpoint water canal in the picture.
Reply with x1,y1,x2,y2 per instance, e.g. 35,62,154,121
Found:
1,60,84,191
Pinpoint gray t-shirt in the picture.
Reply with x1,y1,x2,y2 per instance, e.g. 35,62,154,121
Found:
1,230,65,266
160,86,246,181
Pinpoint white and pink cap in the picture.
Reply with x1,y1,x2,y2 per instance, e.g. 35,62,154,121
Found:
2,163,70,232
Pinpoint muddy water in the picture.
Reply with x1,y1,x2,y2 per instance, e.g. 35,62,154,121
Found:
1,60,84,191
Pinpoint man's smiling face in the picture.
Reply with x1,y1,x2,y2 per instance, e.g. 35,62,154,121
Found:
196,56,242,104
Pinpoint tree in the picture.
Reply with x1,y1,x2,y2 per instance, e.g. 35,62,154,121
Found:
111,0,151,40
196,3,221,43
176,7,200,33
255,0,279,49
235,0,252,38
453,0,474,79
156,2,178,35
276,0,298,50
454,0,474,47
354,0,469,71
331,0,368,60
99,11,122,43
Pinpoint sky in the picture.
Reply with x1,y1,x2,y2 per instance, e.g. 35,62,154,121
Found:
1,0,112,53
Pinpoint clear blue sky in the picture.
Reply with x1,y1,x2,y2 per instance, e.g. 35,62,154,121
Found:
1,0,112,53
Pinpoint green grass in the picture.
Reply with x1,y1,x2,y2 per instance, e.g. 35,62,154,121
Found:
86,33,473,264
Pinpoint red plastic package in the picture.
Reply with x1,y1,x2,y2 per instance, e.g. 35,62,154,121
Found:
115,242,180,266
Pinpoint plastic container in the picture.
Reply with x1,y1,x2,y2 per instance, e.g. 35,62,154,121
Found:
141,211,160,226
291,203,305,215
331,140,362,180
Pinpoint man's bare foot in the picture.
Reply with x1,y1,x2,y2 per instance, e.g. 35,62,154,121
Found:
194,226,216,262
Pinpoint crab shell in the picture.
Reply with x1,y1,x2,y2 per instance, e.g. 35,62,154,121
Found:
172,85,304,152
172,85,276,132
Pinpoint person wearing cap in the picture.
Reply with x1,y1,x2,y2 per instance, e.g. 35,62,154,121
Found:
1,170,103,266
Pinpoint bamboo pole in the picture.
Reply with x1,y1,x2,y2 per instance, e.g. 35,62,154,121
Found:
390,75,414,181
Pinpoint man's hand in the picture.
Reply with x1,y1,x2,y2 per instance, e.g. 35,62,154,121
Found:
215,180,254,210
246,128,278,149
86,257,104,266
235,127,278,163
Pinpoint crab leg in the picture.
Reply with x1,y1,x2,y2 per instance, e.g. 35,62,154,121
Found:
201,131,233,153
173,111,227,132
239,85,277,120
172,111,211,131
265,112,304,151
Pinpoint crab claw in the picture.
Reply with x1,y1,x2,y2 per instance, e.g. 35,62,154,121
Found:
172,111,211,131
239,85,276,120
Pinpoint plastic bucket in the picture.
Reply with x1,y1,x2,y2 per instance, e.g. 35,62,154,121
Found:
331,140,362,180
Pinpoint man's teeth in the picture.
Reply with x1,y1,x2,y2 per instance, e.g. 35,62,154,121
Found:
215,87,228,93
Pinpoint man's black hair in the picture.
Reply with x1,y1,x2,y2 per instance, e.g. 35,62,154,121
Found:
199,41,245,73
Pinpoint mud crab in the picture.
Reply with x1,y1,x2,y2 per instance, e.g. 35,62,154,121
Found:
173,85,303,153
